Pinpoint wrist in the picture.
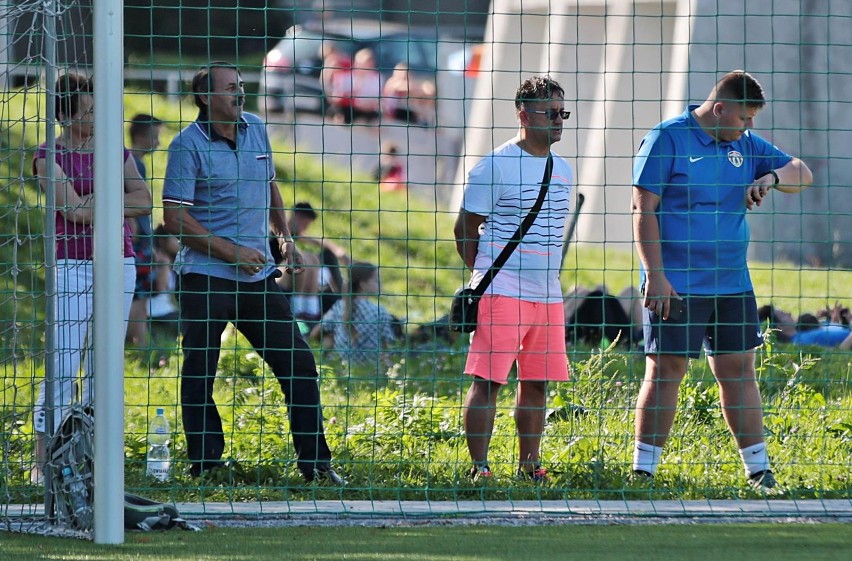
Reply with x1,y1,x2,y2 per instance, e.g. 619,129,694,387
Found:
768,169,780,186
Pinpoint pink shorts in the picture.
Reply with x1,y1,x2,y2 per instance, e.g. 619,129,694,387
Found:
465,295,570,385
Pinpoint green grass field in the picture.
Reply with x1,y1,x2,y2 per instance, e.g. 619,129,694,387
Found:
2,91,851,509
2,524,851,561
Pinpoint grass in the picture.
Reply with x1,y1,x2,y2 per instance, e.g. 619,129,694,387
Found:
1,90,851,508
2,524,851,560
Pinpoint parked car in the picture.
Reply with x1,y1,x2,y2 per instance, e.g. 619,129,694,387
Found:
259,19,440,118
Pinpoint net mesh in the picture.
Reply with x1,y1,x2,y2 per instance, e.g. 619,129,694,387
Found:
2,0,850,537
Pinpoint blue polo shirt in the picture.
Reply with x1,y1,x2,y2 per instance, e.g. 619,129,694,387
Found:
162,112,276,281
633,105,792,295
791,324,851,347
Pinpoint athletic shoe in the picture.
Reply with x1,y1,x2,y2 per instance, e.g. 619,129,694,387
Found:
517,465,548,482
748,470,777,491
304,465,346,486
188,459,226,479
630,469,654,480
467,464,493,481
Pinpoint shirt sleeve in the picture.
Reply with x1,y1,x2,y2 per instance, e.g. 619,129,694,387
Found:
462,155,500,215
748,131,793,179
633,127,675,196
162,133,200,205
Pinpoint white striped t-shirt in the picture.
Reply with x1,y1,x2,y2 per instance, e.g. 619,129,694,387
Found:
462,140,573,303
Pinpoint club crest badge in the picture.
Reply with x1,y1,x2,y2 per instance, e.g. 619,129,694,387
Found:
727,150,744,167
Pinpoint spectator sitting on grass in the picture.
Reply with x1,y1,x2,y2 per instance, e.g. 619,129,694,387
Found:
758,304,852,349
274,202,349,323
563,285,643,348
310,261,400,370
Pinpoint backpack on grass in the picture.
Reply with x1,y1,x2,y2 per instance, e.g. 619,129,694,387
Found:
46,405,196,532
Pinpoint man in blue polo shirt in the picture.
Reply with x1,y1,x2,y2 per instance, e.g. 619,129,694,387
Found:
631,70,813,490
162,62,342,484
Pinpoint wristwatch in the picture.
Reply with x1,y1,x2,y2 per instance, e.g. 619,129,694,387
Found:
769,169,780,185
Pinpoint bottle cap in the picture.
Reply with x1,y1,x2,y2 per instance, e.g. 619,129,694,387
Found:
156,408,165,415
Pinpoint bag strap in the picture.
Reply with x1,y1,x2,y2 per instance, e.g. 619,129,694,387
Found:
472,153,553,297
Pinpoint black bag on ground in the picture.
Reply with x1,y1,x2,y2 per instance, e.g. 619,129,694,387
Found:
449,155,554,333
566,289,634,347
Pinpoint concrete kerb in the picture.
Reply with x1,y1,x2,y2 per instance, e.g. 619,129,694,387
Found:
6,500,851,529
173,499,852,523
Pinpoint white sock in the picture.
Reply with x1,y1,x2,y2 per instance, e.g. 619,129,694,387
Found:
739,442,770,477
633,441,663,475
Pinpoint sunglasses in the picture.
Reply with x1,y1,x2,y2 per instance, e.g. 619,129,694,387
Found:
526,109,571,120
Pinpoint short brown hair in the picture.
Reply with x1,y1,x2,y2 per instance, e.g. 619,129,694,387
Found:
55,73,92,120
713,70,765,108
128,114,163,140
515,75,564,110
191,61,240,111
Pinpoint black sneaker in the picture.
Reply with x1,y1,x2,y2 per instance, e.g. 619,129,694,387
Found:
188,459,226,479
630,469,654,481
748,470,778,491
303,466,346,486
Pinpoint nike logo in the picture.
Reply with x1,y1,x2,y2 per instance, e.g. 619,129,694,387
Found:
689,156,704,163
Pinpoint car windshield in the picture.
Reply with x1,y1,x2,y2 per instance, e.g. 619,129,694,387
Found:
277,31,360,68
372,37,438,74
274,28,439,77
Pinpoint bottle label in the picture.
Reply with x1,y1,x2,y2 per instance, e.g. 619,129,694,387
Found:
147,460,171,482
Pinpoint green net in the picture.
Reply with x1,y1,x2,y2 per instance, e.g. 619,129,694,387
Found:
2,0,850,536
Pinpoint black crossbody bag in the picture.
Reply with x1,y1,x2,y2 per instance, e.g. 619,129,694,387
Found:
450,154,554,333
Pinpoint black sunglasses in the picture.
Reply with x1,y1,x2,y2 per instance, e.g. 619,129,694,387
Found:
526,109,571,120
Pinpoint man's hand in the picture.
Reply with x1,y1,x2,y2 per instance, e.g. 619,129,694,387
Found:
233,245,268,275
280,238,304,275
643,273,680,320
745,177,773,210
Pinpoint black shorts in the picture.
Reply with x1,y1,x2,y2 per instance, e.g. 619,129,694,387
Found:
643,292,763,358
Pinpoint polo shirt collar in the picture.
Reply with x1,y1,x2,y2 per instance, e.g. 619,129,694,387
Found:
195,111,249,142
684,104,719,147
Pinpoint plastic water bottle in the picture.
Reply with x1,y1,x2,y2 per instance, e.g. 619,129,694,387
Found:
146,408,171,482
61,466,88,517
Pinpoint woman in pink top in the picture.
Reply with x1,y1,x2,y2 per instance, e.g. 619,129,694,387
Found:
30,74,152,482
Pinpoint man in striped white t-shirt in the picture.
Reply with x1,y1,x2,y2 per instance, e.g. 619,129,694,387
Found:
453,75,574,482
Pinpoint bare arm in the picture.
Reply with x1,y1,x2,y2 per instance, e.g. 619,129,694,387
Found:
632,186,678,319
269,180,303,273
453,210,486,271
309,322,322,341
123,156,153,218
268,180,290,238
840,331,852,351
162,201,266,274
35,158,94,224
772,157,814,194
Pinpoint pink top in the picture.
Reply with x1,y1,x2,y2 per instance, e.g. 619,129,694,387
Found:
34,144,134,259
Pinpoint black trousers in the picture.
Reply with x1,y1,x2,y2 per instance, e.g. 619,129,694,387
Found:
178,273,332,474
